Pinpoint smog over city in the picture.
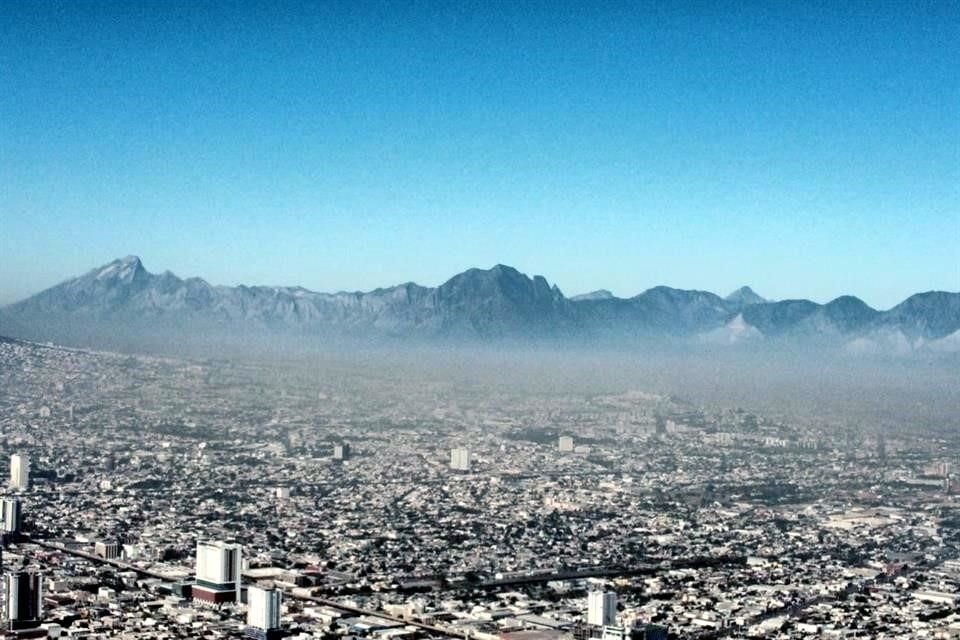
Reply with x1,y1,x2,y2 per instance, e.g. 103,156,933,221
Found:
1,2,959,639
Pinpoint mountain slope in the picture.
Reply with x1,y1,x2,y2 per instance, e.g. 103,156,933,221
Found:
875,292,960,340
0,257,574,342
725,286,767,306
738,296,879,340
570,289,616,302
0,256,956,353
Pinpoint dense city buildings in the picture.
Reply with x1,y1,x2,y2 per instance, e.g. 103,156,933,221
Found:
0,338,959,638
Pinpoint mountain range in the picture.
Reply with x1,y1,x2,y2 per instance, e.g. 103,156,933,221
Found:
1,255,958,354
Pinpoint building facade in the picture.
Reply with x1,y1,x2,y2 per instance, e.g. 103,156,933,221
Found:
94,541,121,560
194,541,242,604
5,571,42,631
246,586,282,639
9,455,29,492
587,591,617,627
450,447,471,471
1,498,21,535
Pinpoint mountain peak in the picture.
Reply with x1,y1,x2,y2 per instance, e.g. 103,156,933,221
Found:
726,286,767,306
1,258,955,353
94,255,147,282
881,290,960,339
489,264,525,278
570,289,615,302
825,295,871,309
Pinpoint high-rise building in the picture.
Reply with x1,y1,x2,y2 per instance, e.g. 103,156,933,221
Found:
450,447,471,471
559,436,575,452
1,498,21,535
9,455,29,492
193,541,242,604
94,541,121,560
5,571,43,631
333,443,351,461
587,590,617,627
245,586,282,639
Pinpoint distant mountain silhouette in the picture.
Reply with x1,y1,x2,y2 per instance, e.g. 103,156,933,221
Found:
725,286,768,306
876,291,960,340
0,256,957,354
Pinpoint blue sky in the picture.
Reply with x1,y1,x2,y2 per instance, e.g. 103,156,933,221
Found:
1,1,957,308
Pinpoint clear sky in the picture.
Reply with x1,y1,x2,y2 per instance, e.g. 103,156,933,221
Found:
1,1,957,309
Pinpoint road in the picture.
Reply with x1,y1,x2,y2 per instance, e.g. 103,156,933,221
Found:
284,591,467,638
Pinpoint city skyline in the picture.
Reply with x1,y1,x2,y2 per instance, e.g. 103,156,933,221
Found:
2,2,958,308
3,330,960,638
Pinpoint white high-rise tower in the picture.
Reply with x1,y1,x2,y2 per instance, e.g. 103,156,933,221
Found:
587,590,617,627
1,498,21,534
193,541,242,603
247,586,282,635
450,447,471,471
9,455,29,492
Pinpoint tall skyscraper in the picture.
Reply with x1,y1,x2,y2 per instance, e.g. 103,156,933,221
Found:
245,586,282,640
559,436,575,452
193,541,242,604
450,447,471,471
5,571,43,631
1,498,21,535
333,443,351,461
9,456,29,492
587,590,617,627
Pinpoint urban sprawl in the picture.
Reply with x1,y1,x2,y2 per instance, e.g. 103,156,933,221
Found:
1,339,959,639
